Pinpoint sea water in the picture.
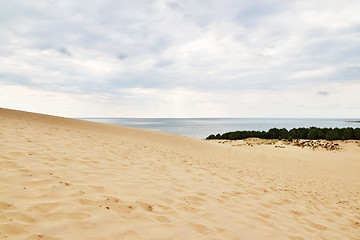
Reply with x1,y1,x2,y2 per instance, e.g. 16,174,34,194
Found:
79,118,360,139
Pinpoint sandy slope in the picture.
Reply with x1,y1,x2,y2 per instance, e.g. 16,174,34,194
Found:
0,107,359,240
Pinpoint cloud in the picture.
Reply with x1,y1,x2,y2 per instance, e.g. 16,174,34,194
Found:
317,91,329,96
155,59,173,67
166,1,182,11
117,53,127,60
57,47,72,56
0,0,359,117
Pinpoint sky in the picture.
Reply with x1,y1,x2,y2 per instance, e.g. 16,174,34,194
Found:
1,0,360,118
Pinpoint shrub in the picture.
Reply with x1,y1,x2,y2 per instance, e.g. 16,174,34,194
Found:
206,127,360,140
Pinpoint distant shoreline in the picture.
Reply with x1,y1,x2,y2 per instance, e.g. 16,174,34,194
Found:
345,121,360,123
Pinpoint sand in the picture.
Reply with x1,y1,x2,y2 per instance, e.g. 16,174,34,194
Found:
0,107,359,240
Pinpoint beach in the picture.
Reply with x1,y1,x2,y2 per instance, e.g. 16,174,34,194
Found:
0,107,359,239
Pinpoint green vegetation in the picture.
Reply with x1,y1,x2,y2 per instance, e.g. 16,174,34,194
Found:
206,127,360,141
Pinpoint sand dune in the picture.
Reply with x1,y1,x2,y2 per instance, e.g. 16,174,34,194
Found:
0,107,359,240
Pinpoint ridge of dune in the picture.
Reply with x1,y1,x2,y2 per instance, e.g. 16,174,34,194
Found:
0,107,223,155
0,107,359,239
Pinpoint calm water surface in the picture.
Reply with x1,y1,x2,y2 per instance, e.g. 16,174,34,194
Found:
79,118,360,139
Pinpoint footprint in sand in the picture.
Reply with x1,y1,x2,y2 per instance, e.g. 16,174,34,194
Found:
153,215,171,223
189,223,210,234
4,212,38,224
183,195,206,207
28,202,59,213
102,197,137,214
123,231,145,240
136,201,153,212
0,161,20,168
306,220,327,230
0,202,16,210
0,223,28,236
26,234,61,240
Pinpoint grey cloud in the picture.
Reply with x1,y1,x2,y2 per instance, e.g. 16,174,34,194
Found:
150,38,171,53
1,1,360,101
174,0,238,27
57,47,72,56
117,53,127,60
0,72,33,86
317,91,329,96
155,59,174,68
166,1,182,11
235,1,286,27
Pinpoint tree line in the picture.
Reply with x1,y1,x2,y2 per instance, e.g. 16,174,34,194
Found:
206,127,360,141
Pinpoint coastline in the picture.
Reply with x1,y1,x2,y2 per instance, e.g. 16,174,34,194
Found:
80,117,360,139
1,108,359,239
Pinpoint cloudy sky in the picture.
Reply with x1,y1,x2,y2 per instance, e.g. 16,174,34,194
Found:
1,0,359,117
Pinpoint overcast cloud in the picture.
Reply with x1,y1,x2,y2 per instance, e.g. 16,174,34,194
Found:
1,0,359,117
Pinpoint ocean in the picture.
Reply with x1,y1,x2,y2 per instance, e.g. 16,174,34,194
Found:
79,118,360,139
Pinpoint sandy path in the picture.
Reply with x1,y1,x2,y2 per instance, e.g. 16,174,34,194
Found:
0,108,359,239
